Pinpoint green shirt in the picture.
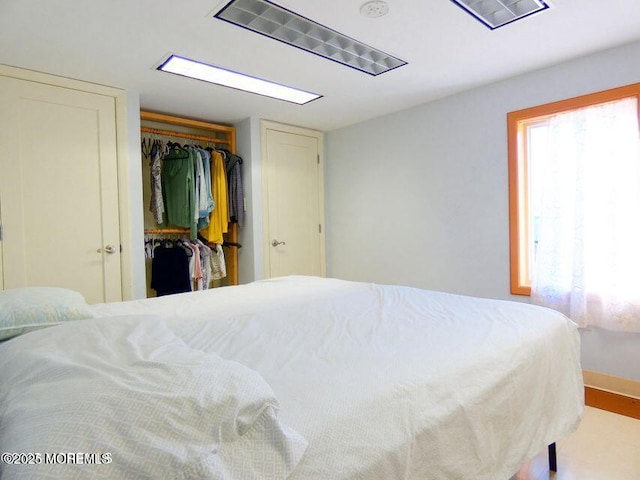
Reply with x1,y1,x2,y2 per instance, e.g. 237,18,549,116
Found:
161,145,197,239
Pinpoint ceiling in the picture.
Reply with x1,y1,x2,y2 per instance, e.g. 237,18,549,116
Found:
1,0,640,131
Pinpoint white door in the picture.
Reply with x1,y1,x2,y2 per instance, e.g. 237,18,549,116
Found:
0,76,122,303
262,123,325,278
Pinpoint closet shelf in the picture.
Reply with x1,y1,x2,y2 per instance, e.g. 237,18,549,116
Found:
141,127,230,145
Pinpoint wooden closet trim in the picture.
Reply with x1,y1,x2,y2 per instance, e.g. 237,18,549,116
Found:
140,111,236,154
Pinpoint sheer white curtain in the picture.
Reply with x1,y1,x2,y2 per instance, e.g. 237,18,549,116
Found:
531,97,640,332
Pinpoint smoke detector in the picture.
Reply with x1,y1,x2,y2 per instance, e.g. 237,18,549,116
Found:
360,1,389,18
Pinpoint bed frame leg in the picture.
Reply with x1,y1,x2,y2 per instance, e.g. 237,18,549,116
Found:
548,443,557,472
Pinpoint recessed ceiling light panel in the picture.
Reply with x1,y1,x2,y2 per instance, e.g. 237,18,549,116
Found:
157,55,321,105
214,0,406,76
450,0,549,29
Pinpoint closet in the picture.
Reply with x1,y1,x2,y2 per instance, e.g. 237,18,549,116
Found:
140,111,241,297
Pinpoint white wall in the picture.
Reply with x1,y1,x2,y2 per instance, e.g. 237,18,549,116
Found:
235,116,264,284
121,90,147,300
326,91,511,297
325,40,640,380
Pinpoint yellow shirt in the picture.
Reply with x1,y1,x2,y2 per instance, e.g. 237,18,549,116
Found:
199,151,229,244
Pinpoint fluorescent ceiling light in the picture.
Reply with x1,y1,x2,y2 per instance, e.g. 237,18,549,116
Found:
450,0,549,29
214,0,406,76
157,55,321,105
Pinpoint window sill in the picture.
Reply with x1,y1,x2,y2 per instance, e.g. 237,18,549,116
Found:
511,284,531,296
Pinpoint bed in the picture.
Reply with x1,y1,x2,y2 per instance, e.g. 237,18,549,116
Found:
0,276,584,479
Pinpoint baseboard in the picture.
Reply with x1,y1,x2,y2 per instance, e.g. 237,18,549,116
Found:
583,370,640,420
585,386,640,419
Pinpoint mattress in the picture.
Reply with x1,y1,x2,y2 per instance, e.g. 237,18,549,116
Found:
0,276,584,479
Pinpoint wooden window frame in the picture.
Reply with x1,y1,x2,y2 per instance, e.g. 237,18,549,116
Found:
507,82,640,295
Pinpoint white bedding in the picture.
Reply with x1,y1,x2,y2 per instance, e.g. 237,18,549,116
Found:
0,276,584,480
0,316,307,480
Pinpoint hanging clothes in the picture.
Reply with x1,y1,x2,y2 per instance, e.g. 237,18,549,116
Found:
145,234,224,293
196,240,213,289
199,150,229,244
192,149,202,226
210,244,227,281
150,242,192,296
141,128,240,290
182,240,204,291
223,150,244,227
161,144,197,239
196,148,215,230
149,140,166,224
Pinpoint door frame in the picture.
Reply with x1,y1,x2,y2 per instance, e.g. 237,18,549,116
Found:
260,120,326,278
0,65,139,300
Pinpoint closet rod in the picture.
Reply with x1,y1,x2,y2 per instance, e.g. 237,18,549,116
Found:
144,228,190,234
144,228,242,248
141,127,230,145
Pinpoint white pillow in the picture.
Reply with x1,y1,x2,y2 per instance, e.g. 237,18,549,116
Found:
0,286,95,341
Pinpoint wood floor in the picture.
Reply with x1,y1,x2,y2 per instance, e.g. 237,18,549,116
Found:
511,406,640,480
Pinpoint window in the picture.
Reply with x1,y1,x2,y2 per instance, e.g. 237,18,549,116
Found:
508,83,640,296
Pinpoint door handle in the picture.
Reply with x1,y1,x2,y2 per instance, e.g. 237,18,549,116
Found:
97,244,117,254
271,239,286,247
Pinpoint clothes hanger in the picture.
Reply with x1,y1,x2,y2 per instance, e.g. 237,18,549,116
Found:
141,137,153,157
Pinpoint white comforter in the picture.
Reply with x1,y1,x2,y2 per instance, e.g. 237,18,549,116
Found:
1,276,584,479
0,316,307,480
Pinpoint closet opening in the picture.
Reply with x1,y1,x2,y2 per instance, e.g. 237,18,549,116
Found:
140,111,243,297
